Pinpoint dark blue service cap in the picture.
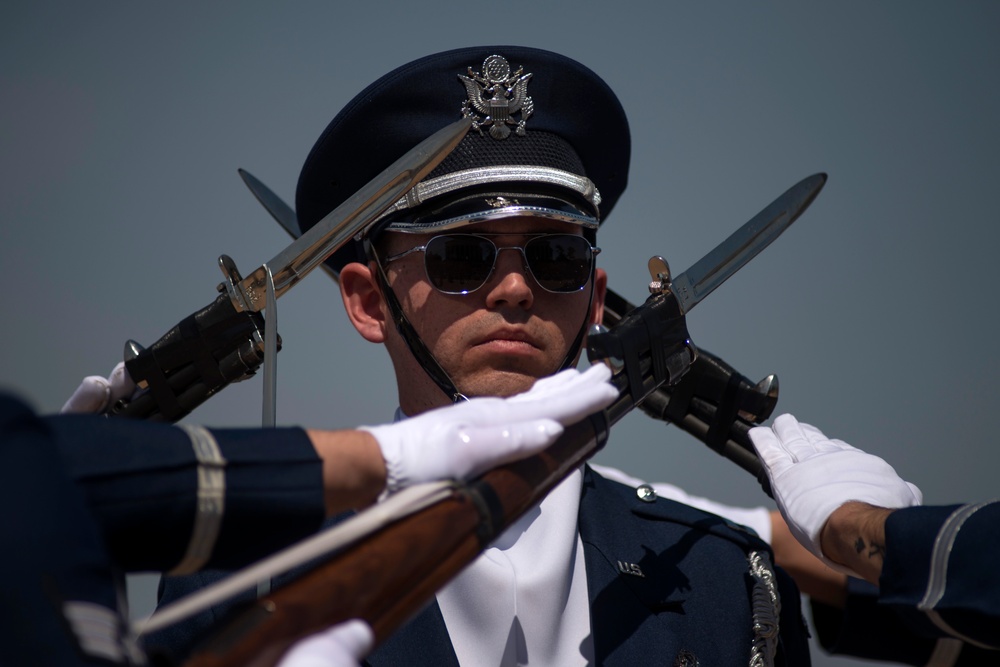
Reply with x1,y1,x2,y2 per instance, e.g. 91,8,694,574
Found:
296,45,631,274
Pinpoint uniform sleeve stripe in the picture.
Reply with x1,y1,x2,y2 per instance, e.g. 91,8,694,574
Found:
924,637,963,667
918,499,1000,649
169,425,227,575
63,601,126,663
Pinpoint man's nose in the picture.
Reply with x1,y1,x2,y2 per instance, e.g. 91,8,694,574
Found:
484,247,534,308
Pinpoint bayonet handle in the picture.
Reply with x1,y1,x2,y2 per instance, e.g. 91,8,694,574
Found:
113,293,278,422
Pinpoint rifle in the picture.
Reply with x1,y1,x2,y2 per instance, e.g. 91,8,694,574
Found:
176,257,696,667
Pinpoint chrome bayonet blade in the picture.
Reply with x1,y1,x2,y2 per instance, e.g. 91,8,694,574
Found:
234,117,471,312
239,168,302,238
240,169,342,284
671,173,827,313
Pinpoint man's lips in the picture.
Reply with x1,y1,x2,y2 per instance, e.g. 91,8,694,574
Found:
471,328,542,353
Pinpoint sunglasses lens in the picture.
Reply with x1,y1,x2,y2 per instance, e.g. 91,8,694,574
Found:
525,235,594,292
422,234,594,294
424,236,496,293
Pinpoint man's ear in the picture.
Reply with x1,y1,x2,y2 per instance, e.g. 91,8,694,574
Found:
590,268,608,326
340,262,388,343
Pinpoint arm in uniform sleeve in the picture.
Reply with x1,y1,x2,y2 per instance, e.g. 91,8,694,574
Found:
878,502,1000,650
809,502,1000,664
810,578,966,665
1,394,127,666
49,364,616,577
45,413,326,574
3,393,366,666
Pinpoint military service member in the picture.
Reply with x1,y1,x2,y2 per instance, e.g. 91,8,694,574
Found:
150,46,812,666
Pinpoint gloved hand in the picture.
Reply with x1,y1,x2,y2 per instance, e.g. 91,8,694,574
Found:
749,413,922,575
60,361,137,414
276,619,373,667
362,364,618,493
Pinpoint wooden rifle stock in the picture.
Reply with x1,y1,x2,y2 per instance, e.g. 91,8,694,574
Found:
181,414,610,667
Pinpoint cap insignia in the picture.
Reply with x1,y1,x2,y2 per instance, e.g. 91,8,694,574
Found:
458,55,534,140
485,196,519,208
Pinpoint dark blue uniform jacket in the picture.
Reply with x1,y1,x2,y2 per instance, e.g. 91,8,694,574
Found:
0,393,323,666
150,466,812,666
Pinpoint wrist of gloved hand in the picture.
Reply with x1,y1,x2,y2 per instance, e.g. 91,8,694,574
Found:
362,365,617,494
750,414,922,577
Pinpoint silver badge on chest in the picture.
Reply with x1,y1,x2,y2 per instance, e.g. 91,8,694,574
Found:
458,54,534,140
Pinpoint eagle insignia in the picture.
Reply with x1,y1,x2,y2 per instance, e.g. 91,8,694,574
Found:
458,54,534,140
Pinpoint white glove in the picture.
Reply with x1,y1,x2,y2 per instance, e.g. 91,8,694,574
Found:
60,361,137,414
362,364,618,493
749,413,922,575
277,619,373,667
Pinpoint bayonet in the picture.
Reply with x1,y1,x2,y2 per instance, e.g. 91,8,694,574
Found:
666,173,826,314
113,118,471,422
587,174,826,493
225,118,471,313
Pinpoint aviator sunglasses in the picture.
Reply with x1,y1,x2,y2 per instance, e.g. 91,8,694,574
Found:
380,233,601,295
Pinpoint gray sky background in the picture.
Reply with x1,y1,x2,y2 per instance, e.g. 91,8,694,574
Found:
3,3,998,665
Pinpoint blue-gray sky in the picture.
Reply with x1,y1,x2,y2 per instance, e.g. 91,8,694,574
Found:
3,3,998,665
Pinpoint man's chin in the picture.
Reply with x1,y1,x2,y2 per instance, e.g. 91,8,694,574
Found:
457,369,546,398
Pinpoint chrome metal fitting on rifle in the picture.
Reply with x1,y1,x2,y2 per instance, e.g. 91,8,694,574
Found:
647,256,672,296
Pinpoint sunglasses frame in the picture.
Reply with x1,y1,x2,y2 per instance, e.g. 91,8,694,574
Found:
379,232,601,295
